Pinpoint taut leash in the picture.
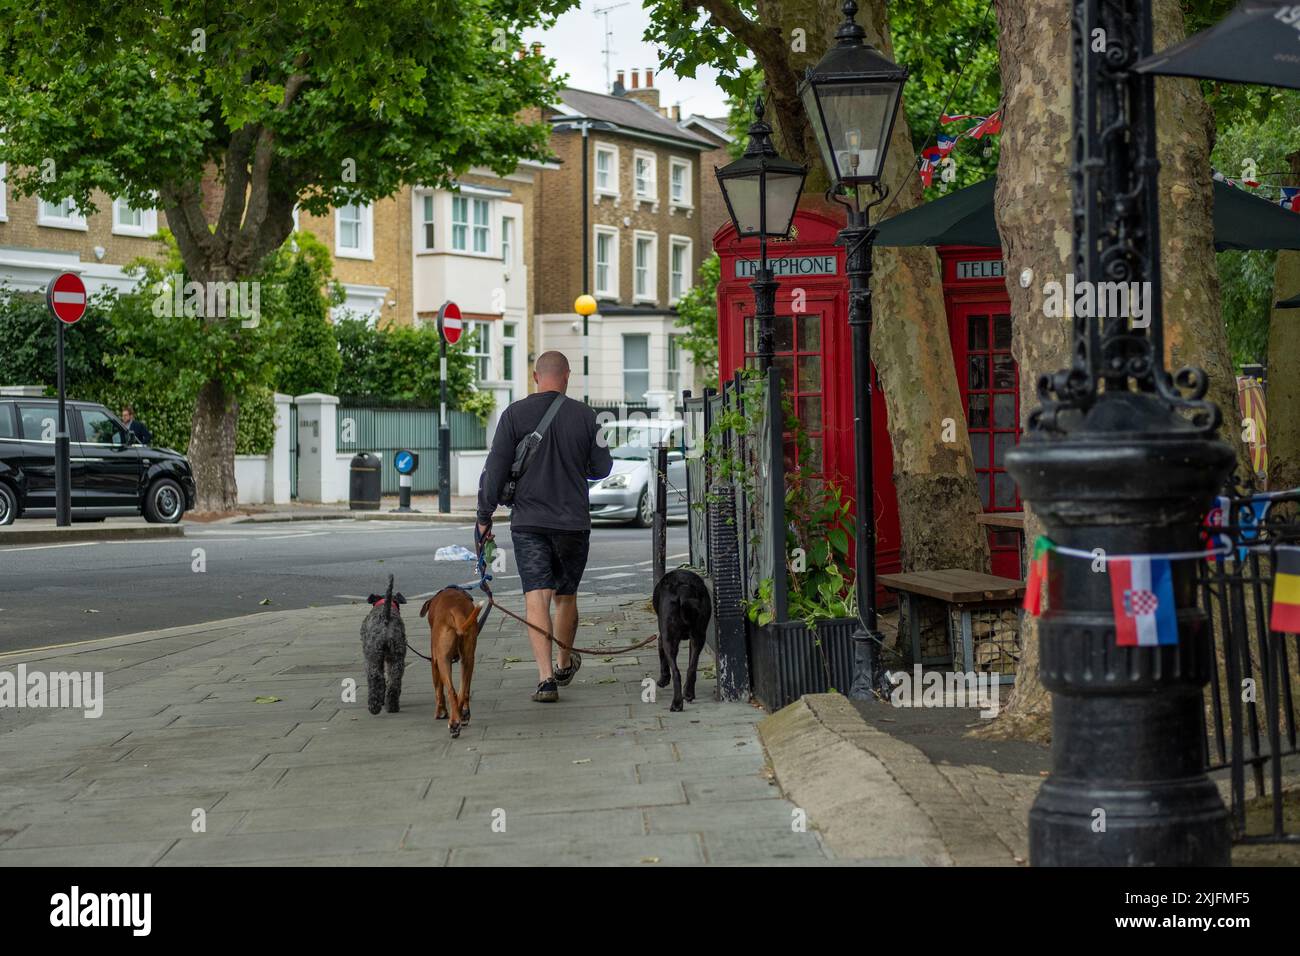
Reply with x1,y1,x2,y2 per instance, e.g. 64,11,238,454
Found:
475,525,658,657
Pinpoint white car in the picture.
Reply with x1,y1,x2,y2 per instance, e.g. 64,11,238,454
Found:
588,419,688,526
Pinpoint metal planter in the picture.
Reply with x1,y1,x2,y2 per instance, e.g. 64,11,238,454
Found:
748,617,858,711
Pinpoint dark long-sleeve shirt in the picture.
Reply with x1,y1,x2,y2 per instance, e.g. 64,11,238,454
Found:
477,390,613,533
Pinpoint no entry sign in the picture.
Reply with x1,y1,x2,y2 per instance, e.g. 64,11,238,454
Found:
46,272,88,325
437,301,462,346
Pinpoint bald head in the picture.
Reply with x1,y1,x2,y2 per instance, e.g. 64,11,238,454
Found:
534,350,571,391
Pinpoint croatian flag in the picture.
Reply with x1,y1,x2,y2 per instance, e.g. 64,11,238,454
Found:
1109,557,1179,647
936,133,958,156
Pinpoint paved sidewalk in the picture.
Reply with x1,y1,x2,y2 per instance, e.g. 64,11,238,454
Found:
0,591,828,866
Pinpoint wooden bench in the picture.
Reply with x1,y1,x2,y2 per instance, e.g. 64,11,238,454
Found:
878,569,1025,684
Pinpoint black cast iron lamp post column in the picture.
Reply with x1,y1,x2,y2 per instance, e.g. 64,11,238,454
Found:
1004,0,1232,865
799,0,907,698
715,98,807,371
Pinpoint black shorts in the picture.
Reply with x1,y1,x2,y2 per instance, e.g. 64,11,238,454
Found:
511,530,591,595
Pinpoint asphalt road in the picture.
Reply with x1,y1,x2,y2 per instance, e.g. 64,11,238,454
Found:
0,519,689,654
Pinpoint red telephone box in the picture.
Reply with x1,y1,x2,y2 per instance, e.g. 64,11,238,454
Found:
714,210,902,582
938,245,1021,579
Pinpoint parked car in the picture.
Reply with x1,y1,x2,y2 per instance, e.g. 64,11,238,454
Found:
589,419,687,527
0,397,196,526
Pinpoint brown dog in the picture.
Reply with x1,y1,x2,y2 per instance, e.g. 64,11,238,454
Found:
418,587,483,738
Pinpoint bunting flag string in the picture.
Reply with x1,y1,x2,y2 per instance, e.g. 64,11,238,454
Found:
1020,532,1300,643
1213,169,1300,211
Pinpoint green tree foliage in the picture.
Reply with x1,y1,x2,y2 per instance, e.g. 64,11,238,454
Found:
0,290,114,395
333,320,491,420
0,0,576,507
0,285,276,454
673,252,721,381
1208,88,1300,368
890,0,1002,194
263,232,344,397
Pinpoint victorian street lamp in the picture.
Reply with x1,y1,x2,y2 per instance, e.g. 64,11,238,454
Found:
1004,0,1232,865
799,0,907,698
715,98,807,371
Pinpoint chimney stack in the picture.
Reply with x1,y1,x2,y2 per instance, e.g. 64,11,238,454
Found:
672,104,681,121
623,64,661,110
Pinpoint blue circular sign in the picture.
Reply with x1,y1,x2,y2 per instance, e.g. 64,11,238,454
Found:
395,451,415,475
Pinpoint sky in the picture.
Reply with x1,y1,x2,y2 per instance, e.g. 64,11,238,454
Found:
521,1,738,119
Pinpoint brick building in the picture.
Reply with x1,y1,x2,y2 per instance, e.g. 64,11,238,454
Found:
532,70,717,409
0,166,164,295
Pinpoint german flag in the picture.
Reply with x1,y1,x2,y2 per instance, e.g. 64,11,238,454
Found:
1270,549,1300,633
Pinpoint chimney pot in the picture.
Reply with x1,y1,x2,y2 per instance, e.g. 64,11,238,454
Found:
645,68,654,88
616,69,625,89
631,68,640,89
531,42,542,56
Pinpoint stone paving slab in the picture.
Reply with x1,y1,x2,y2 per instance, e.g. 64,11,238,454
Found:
0,597,829,866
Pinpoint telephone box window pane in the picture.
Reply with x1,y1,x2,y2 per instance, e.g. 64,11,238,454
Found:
968,355,987,389
797,355,821,392
775,354,795,394
968,315,989,351
993,393,1016,429
744,355,759,370
994,313,1013,350
774,314,794,352
805,439,823,473
783,437,798,471
992,530,1019,548
797,313,821,351
744,315,756,353
968,394,989,428
972,435,990,469
993,431,1016,467
994,472,1017,508
993,355,1016,389
979,472,991,509
799,396,823,433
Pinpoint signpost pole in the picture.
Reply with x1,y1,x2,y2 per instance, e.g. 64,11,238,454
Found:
439,341,450,514
55,319,71,527
46,271,86,528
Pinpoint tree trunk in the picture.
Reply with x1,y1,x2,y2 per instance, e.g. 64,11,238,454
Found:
189,377,240,513
988,0,1249,741
791,0,992,573
1151,0,1248,472
1266,151,1300,493
699,0,988,573
987,0,1074,740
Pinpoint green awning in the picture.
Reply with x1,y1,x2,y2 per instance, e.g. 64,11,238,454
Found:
874,176,1300,252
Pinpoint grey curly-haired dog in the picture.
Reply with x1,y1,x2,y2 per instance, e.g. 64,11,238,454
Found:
360,575,408,714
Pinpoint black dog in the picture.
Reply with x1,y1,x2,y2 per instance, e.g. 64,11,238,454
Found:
652,569,712,712
360,575,408,714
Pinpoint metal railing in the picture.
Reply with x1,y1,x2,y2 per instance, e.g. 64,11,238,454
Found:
1199,482,1300,844
336,403,486,495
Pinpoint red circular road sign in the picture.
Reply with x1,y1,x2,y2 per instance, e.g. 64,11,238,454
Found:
437,301,462,346
46,272,88,325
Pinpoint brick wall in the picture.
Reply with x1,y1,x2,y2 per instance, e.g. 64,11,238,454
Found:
533,122,708,316
0,185,165,269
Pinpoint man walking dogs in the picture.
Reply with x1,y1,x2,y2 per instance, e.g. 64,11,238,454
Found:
477,351,613,702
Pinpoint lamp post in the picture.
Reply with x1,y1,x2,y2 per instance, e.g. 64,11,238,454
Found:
799,0,907,698
1003,0,1232,865
715,98,807,371
575,293,598,403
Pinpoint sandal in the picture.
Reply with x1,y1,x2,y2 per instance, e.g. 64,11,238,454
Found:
553,651,582,687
